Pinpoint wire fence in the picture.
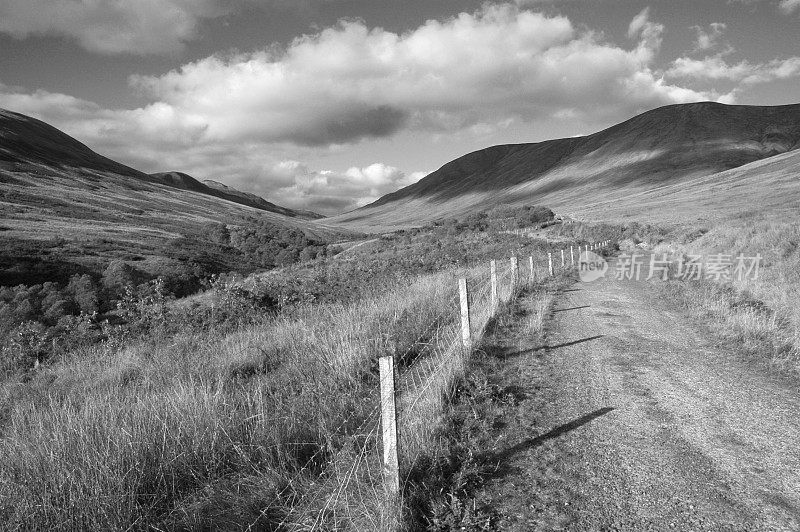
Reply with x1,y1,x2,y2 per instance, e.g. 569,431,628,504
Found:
260,240,612,531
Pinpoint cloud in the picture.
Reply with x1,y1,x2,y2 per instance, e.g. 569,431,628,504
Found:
626,7,664,64
0,0,234,55
666,55,800,84
692,22,728,53
261,162,426,215
626,7,665,44
779,0,800,13
729,0,800,14
124,4,711,147
0,3,734,213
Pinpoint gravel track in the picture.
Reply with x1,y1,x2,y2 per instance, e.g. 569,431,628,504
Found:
478,262,800,531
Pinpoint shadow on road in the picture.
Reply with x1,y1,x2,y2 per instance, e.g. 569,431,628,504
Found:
495,334,605,361
553,305,591,313
541,334,605,350
483,407,615,479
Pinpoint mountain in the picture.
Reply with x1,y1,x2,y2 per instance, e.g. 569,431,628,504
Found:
0,107,312,218
148,172,322,219
331,102,800,229
0,108,349,286
0,109,154,181
201,178,323,220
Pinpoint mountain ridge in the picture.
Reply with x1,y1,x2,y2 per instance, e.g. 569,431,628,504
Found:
335,101,800,229
0,108,312,218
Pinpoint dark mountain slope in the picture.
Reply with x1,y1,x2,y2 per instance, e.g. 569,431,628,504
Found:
0,108,153,183
0,108,315,217
333,102,800,229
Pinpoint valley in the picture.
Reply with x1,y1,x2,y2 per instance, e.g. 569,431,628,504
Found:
1,101,800,531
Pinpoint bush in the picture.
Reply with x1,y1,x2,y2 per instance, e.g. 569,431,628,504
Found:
66,274,99,314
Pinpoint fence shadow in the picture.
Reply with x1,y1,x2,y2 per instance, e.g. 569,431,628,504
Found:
552,305,590,313
496,334,604,360
482,406,615,479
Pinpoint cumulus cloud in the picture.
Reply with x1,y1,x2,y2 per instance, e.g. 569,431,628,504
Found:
261,162,426,215
0,0,234,55
0,3,738,212
627,7,651,39
666,16,800,88
666,55,800,84
692,22,728,53
123,4,712,148
729,0,800,14
779,0,800,13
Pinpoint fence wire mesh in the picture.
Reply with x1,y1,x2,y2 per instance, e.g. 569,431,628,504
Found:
261,241,604,531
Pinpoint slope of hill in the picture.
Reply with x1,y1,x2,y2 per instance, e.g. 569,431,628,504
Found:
0,109,351,286
572,147,800,224
0,109,154,181
331,102,800,229
0,107,313,218
201,178,323,219
149,172,322,219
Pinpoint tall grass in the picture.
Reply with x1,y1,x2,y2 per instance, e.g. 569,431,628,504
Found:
656,217,800,374
0,271,464,530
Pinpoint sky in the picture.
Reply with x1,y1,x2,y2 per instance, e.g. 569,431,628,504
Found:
0,0,798,215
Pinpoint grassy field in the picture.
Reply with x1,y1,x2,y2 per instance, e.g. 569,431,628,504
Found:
0,223,576,530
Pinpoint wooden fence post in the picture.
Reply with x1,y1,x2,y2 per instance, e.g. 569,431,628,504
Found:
570,245,574,267
529,255,534,283
561,249,565,268
490,260,498,314
459,278,471,350
378,356,399,499
510,256,519,294
548,252,554,276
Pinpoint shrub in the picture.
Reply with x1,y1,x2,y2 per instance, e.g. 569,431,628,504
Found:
66,274,99,314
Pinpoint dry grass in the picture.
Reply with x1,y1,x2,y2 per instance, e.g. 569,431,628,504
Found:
0,271,464,530
0,220,575,530
654,216,800,375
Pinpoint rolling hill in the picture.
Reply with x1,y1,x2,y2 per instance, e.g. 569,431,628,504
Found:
0,108,317,219
0,108,350,285
331,102,800,229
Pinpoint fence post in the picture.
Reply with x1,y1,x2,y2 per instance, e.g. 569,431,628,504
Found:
570,245,574,267
561,249,565,268
458,278,471,350
548,252,554,276
490,260,498,314
378,356,399,499
510,256,519,294
529,255,534,284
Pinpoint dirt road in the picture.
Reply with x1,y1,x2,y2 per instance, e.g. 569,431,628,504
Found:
477,259,800,531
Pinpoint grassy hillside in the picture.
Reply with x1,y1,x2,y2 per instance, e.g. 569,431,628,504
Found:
0,108,354,286
331,102,800,230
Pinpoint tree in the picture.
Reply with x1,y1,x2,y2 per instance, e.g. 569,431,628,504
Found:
102,261,140,293
208,223,230,244
67,274,98,314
